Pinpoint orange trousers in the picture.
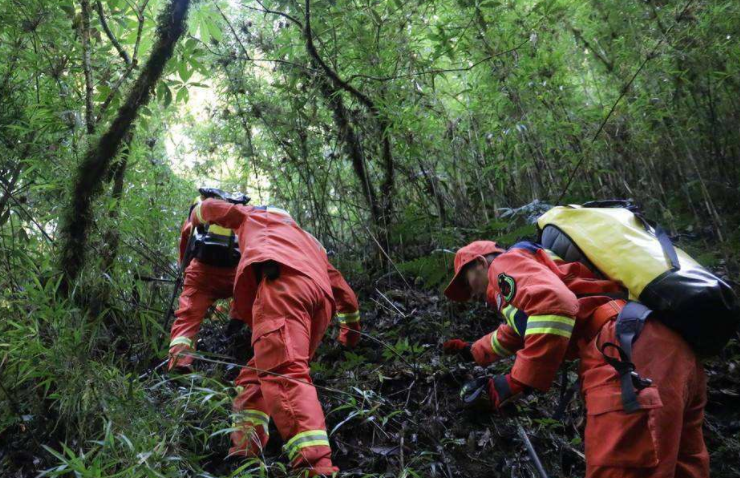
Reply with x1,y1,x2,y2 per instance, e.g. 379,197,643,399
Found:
168,259,236,370
230,268,337,475
579,316,709,478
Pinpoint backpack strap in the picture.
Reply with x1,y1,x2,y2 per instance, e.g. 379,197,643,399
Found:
509,241,542,254
630,211,680,271
654,225,680,271
582,199,635,209
599,301,654,413
553,369,579,421
615,302,651,363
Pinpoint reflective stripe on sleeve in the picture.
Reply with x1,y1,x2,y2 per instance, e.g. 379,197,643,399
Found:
545,249,563,262
305,231,327,254
194,203,205,224
502,305,527,336
502,305,517,330
337,311,360,324
266,206,292,218
525,315,575,338
490,329,514,358
208,224,233,237
284,430,330,460
170,336,193,348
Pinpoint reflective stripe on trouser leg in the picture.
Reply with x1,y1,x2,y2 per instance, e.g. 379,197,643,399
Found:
230,408,271,457
168,336,195,370
232,409,270,433
284,430,331,462
169,336,193,349
230,360,271,456
229,424,268,457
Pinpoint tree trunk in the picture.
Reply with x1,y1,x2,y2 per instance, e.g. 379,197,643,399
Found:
302,0,394,231
314,73,381,227
58,0,192,294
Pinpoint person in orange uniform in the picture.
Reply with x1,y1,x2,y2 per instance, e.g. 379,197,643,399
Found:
443,241,708,478
190,200,361,477
168,217,244,372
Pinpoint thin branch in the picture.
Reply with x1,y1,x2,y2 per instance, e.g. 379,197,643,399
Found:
189,34,314,71
0,135,34,216
96,63,136,121
362,222,411,289
250,0,302,28
94,0,131,65
241,55,315,70
79,0,95,134
132,0,151,61
304,0,373,111
0,162,24,218
96,0,149,122
346,40,529,83
212,1,250,60
555,0,698,203
304,0,395,224
570,27,613,73
0,180,54,243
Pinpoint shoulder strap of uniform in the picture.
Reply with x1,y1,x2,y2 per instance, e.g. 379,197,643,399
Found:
509,241,542,254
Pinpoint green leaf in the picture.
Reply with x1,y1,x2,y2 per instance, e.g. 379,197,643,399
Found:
370,9,382,25
189,58,206,73
176,86,189,104
185,38,198,50
157,82,172,108
178,61,193,82
199,18,211,44
208,20,223,42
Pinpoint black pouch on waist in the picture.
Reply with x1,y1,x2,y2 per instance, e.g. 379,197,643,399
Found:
194,233,241,268
254,260,281,282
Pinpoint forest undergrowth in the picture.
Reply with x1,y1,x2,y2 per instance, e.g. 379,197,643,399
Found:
2,246,739,478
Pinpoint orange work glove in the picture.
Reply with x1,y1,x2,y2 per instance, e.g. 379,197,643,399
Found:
337,311,361,348
442,339,474,361
487,374,526,411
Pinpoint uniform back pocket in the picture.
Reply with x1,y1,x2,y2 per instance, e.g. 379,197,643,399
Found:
252,318,293,372
584,385,663,468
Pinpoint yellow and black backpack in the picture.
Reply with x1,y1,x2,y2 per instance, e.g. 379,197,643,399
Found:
537,200,739,356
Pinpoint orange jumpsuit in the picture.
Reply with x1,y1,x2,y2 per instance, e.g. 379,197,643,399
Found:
191,201,360,475
470,242,708,478
168,221,241,371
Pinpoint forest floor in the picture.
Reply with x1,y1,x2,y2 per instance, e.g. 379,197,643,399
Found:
197,277,740,478
2,276,740,477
